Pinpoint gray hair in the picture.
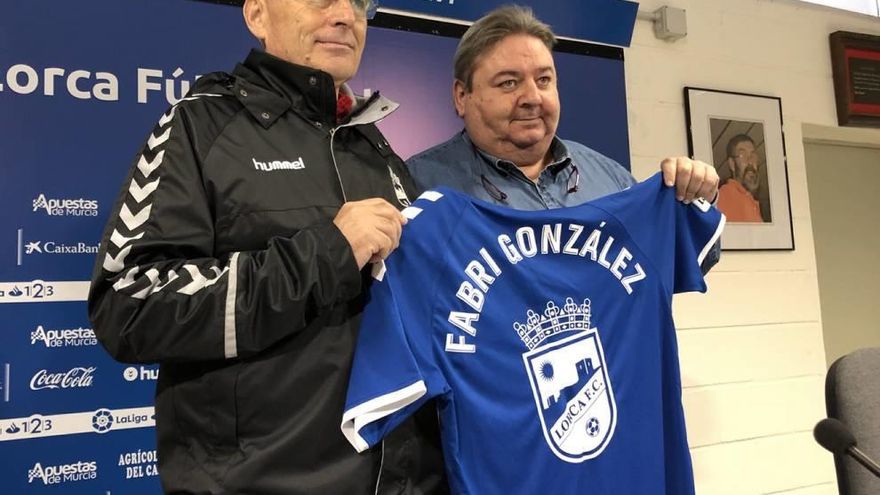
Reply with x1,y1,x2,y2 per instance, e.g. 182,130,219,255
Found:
454,5,557,91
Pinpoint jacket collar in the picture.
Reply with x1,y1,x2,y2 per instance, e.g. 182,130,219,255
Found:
231,49,335,127
231,49,398,129
345,91,399,127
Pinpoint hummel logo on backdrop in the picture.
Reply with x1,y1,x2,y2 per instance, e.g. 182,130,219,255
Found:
252,157,305,172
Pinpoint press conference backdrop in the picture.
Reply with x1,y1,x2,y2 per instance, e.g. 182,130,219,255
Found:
0,0,631,493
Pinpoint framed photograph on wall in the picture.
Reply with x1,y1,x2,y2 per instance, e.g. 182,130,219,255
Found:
684,87,794,250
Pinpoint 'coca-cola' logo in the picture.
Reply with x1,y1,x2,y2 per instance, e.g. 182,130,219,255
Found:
30,367,96,390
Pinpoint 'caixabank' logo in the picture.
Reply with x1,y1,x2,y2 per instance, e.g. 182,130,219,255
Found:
515,297,617,463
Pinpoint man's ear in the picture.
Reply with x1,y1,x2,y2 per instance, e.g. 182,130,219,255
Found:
243,0,268,45
453,79,467,118
725,157,735,174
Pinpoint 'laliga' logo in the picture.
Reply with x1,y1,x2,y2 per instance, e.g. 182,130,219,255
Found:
514,298,617,463
92,408,114,433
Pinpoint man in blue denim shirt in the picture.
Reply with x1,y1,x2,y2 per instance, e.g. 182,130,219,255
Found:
407,6,720,271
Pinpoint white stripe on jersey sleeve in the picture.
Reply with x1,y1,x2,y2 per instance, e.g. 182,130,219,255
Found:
417,190,444,202
698,214,726,266
341,381,427,453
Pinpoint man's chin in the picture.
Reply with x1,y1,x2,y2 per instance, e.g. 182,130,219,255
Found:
313,60,358,85
509,132,551,150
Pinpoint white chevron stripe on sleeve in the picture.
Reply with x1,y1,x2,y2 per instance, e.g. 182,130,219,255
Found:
110,229,145,249
137,150,165,178
119,203,152,231
130,269,161,300
206,267,229,287
177,265,229,295
147,127,172,150
157,107,177,127
112,267,140,291
128,178,161,203
103,245,133,273
149,270,181,294
182,93,222,101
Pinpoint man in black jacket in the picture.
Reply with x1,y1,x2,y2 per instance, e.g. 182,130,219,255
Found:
88,0,446,493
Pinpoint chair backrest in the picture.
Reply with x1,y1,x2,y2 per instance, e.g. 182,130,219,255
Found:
825,347,880,495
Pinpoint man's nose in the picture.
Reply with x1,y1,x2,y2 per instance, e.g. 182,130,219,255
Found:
519,80,542,106
327,0,357,25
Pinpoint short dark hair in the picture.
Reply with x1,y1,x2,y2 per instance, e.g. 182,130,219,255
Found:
726,134,755,158
453,5,557,91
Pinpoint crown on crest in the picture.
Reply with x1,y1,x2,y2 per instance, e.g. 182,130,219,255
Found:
513,297,592,350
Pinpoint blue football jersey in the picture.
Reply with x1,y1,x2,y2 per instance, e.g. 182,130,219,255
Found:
342,173,725,495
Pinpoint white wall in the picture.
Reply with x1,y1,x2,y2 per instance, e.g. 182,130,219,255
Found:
625,1,880,493
804,141,880,366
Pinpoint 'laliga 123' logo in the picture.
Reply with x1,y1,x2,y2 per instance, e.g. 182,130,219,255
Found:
515,297,617,463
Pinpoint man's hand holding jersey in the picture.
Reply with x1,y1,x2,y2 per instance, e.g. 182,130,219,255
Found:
660,157,720,204
334,198,408,269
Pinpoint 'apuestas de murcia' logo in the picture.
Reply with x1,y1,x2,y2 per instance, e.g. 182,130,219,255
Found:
30,367,96,390
32,194,99,216
27,461,98,485
30,325,97,348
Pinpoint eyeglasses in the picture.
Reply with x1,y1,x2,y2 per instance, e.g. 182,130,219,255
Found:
566,165,580,194
481,174,509,202
480,165,580,203
302,0,378,20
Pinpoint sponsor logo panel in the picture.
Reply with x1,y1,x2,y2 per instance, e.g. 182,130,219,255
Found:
0,407,155,442
1,62,199,105
27,459,98,486
117,447,159,480
30,324,98,348
30,366,96,391
122,366,159,382
16,228,100,267
0,280,89,303
31,194,99,217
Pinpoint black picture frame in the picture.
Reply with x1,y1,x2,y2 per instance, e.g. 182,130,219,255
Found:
684,87,794,251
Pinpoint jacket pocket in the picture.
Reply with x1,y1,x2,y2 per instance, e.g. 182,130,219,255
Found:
167,360,243,481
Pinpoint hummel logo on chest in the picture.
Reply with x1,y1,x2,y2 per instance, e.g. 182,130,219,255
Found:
252,157,305,172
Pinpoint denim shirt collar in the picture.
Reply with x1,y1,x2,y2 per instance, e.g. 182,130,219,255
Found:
461,131,574,179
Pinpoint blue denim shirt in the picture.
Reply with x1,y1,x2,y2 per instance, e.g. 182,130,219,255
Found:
407,131,635,209
406,130,720,272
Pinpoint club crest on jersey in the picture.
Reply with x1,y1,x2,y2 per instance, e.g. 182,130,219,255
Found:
516,297,617,463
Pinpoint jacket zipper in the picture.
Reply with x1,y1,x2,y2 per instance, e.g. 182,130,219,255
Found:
328,124,388,494
373,439,385,495
328,127,348,203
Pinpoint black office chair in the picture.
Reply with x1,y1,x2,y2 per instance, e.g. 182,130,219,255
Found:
825,347,880,495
